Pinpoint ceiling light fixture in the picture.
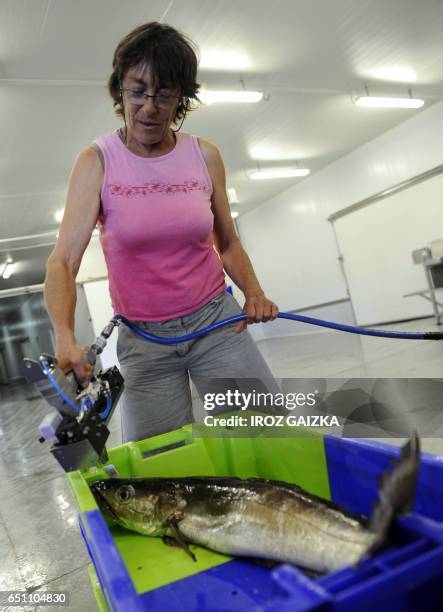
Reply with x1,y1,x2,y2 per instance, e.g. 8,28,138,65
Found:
231,211,239,219
199,90,263,104
0,258,14,279
54,209,64,223
248,168,310,180
354,85,424,109
2,263,15,279
354,96,424,109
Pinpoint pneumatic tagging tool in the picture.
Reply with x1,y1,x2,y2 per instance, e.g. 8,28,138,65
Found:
21,320,123,473
22,309,443,473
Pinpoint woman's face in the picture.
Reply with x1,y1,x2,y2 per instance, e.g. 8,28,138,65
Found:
120,63,180,147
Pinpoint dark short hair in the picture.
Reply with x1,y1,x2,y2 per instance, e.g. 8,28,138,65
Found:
108,22,201,124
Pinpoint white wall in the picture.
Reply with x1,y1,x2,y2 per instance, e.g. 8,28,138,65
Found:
238,100,443,322
82,279,119,370
333,174,443,324
76,235,107,283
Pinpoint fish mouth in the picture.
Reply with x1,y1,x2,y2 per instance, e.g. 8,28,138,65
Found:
90,482,120,522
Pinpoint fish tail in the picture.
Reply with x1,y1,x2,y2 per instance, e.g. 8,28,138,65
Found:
366,432,420,554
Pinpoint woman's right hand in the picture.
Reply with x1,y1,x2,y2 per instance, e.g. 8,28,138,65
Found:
55,340,93,388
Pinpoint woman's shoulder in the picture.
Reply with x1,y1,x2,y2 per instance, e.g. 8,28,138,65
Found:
93,129,118,147
180,131,215,150
189,134,221,168
67,146,104,191
87,130,119,171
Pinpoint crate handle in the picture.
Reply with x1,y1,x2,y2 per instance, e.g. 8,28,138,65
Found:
130,428,194,461
140,439,187,459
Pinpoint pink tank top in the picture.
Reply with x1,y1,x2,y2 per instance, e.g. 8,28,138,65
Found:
94,130,226,321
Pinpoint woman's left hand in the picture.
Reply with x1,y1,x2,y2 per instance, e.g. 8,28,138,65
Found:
234,293,279,333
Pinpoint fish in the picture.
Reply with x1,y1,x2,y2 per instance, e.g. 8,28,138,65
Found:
90,434,420,573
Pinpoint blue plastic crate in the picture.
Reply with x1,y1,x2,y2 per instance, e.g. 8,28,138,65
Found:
76,436,443,611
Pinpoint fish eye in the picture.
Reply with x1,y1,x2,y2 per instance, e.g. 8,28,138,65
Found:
117,485,135,502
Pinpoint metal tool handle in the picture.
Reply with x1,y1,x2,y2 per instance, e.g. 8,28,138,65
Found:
86,320,120,365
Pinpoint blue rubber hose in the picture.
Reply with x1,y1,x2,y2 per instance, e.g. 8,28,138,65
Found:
100,395,113,420
112,313,443,345
40,357,81,413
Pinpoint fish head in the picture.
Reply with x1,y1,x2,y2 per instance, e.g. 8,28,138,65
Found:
90,478,179,536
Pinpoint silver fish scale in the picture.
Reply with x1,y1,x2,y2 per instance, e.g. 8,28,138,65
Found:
178,488,375,573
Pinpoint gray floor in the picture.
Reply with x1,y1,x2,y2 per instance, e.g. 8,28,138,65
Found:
0,316,442,610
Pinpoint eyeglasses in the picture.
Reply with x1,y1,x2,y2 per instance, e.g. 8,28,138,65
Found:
120,88,183,108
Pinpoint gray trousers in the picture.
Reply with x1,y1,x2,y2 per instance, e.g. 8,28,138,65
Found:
117,290,279,442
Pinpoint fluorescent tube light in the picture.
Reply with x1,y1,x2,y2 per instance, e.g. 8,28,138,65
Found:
231,211,239,219
0,258,12,277
199,90,263,104
248,168,310,180
2,264,13,279
354,96,424,109
1,261,15,279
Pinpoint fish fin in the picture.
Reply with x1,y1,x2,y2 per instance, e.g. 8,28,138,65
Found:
366,432,420,555
163,535,182,548
168,519,197,562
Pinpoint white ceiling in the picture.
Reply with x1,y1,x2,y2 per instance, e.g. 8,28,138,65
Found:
2,0,443,291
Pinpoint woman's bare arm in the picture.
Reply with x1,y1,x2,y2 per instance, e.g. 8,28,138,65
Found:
198,138,278,333
45,147,103,383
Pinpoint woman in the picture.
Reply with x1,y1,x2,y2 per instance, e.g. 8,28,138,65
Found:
45,22,279,442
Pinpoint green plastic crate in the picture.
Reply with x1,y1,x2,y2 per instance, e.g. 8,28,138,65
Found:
67,422,329,595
